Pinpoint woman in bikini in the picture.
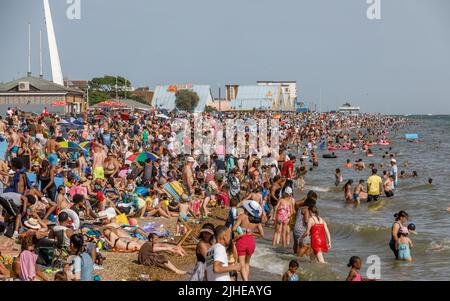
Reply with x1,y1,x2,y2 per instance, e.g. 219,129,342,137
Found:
103,152,120,179
102,227,146,252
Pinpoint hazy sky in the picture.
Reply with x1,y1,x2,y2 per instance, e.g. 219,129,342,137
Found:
1,0,449,114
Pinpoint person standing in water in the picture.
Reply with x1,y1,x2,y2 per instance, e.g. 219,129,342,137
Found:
353,180,366,204
397,227,413,262
293,192,317,258
367,169,382,202
301,206,331,263
346,256,375,281
232,200,264,281
335,168,343,187
272,187,294,248
344,180,353,202
389,210,409,259
282,260,299,281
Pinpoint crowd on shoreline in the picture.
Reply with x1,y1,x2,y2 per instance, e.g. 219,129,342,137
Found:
0,106,421,281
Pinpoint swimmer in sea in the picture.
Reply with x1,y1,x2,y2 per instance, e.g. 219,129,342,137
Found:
428,178,433,185
282,259,299,281
412,171,418,177
344,159,353,168
346,256,375,281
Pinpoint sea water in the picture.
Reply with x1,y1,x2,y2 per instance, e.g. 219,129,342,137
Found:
250,115,450,281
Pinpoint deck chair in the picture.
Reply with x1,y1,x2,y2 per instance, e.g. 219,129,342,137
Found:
176,212,199,247
26,173,39,190
54,177,65,188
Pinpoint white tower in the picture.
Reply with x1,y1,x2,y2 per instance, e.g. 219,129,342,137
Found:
43,0,64,86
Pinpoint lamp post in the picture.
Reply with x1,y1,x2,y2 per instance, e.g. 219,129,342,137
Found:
218,84,221,119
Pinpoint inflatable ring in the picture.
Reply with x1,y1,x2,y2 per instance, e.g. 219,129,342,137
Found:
322,154,337,159
57,209,80,230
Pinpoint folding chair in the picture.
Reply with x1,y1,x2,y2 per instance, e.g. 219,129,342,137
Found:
54,176,65,188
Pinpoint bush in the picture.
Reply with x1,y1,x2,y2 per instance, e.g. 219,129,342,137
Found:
175,90,200,112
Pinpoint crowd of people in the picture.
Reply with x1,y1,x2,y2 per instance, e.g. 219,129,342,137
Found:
0,106,419,281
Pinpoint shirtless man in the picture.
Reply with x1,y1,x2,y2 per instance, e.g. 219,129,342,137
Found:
355,159,365,171
44,135,60,167
92,146,107,180
182,157,195,195
7,127,20,159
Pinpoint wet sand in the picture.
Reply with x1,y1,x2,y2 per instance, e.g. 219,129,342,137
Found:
96,207,279,281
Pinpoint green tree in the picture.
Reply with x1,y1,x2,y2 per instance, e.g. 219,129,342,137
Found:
175,90,200,112
86,75,133,104
204,105,217,113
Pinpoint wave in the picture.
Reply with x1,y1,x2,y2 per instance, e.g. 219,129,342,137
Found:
303,185,333,192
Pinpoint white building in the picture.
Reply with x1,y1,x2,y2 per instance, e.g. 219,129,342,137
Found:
338,102,360,114
257,81,297,102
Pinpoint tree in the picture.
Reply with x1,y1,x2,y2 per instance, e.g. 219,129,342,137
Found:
204,105,217,113
175,90,200,112
86,75,136,105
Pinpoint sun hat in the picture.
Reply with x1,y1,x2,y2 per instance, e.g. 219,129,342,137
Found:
241,200,262,218
24,218,41,230
199,228,214,236
187,156,195,163
391,158,397,163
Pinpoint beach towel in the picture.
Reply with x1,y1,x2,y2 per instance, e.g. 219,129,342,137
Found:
19,250,38,281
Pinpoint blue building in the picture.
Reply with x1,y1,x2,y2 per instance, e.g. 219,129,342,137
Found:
152,84,212,112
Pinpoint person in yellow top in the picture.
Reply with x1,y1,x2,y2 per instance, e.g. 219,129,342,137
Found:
367,169,382,202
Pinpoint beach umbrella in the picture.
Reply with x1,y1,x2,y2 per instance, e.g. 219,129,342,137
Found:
58,141,85,152
125,152,159,162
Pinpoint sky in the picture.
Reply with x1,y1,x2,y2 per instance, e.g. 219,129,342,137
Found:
1,0,450,114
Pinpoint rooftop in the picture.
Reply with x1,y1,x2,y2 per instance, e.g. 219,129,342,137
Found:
0,75,83,94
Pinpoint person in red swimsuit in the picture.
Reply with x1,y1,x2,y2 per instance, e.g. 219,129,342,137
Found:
232,200,264,281
301,206,331,263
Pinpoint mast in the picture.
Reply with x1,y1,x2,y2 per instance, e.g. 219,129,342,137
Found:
28,23,31,76
39,30,43,78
